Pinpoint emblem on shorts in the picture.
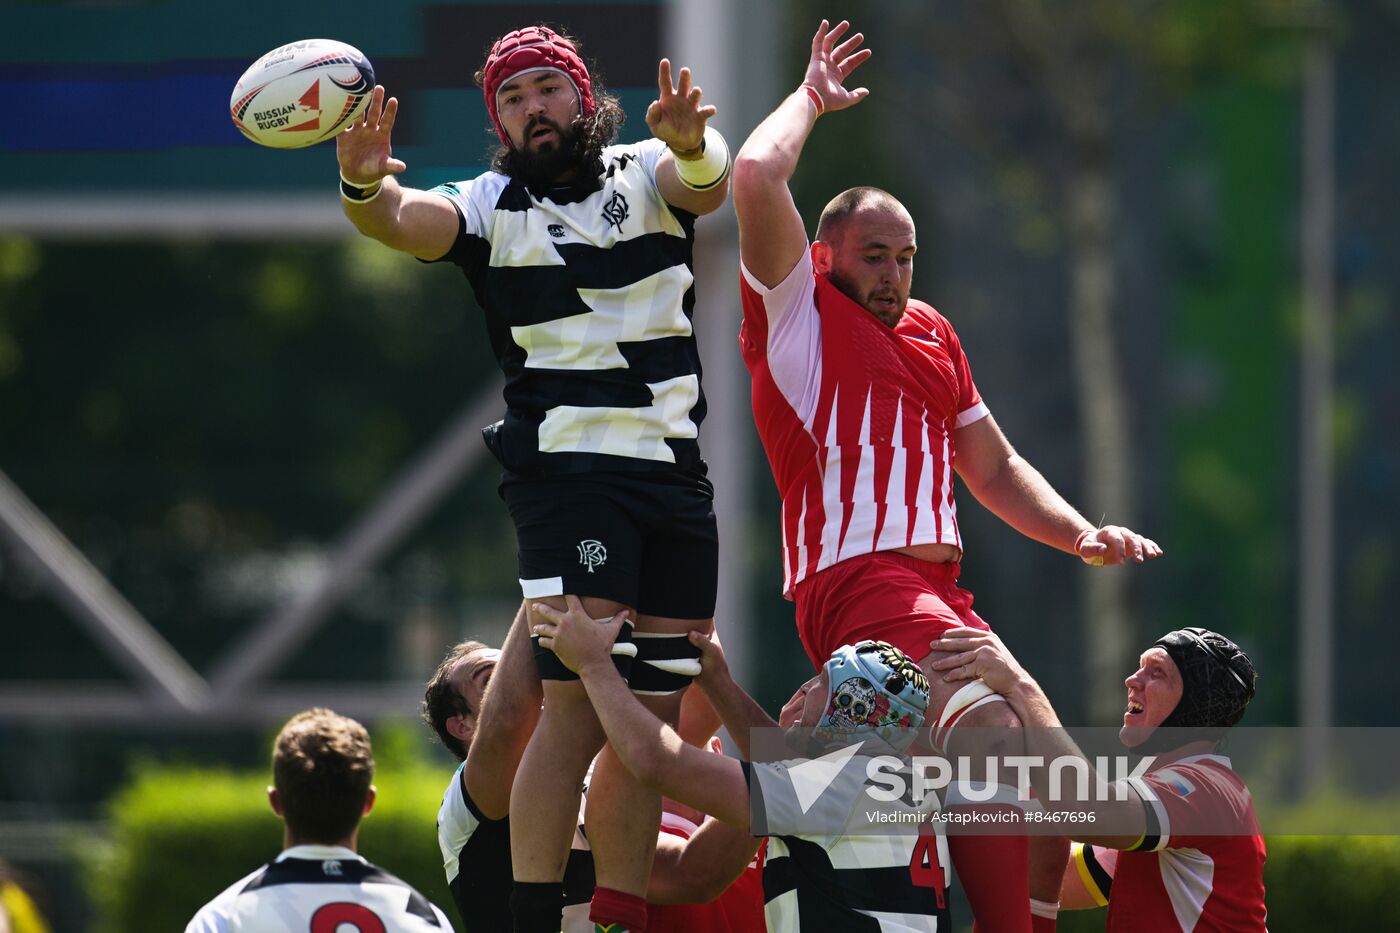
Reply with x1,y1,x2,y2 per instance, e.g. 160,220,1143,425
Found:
578,539,607,573
548,223,565,238
601,192,629,230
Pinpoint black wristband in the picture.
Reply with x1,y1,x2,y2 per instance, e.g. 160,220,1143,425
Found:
339,175,382,203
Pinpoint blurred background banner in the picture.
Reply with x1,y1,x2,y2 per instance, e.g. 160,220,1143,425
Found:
1,0,671,232
2,0,1397,930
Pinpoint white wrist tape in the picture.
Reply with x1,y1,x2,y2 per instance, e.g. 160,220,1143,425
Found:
672,126,730,191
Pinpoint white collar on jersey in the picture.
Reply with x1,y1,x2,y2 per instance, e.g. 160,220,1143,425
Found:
275,844,365,863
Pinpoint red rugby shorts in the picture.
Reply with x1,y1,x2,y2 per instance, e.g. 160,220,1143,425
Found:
793,550,991,671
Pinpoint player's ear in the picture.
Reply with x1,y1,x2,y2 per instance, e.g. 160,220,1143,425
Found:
363,785,377,817
811,240,833,274
267,786,283,817
446,712,474,747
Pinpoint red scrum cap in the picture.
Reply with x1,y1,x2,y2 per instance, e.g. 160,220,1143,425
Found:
482,26,595,147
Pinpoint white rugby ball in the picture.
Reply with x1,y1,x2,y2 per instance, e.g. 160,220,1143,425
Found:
230,39,375,149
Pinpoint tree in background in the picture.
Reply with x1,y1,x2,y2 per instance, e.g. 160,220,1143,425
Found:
881,0,1307,718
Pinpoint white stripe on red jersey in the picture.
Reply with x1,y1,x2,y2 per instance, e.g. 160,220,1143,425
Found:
739,250,988,595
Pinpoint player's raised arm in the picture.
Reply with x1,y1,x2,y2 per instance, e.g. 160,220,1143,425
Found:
463,602,542,820
688,630,776,759
336,85,459,260
928,627,1150,849
647,811,762,905
649,59,731,216
733,19,871,287
533,599,753,830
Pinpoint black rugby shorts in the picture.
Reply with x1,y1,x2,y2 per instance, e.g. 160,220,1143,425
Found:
500,470,718,621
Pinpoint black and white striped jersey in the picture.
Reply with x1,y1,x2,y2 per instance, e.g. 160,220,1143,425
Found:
744,757,953,933
431,139,707,477
435,761,595,932
185,845,451,932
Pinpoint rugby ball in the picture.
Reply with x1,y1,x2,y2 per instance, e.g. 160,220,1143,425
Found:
230,39,375,149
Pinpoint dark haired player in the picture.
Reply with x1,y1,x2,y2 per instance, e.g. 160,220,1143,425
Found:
338,23,732,933
420,605,594,932
185,708,452,932
930,626,1266,932
422,605,763,933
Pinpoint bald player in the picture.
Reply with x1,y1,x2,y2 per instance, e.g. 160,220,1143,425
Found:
731,19,1161,932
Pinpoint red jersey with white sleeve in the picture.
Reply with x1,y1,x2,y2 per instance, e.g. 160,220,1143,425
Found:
739,248,989,595
1106,754,1267,932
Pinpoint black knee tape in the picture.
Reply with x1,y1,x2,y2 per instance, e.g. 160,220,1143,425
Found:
531,621,636,681
628,633,703,695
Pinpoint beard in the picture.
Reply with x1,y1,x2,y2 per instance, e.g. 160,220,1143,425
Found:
827,269,906,328
502,117,589,190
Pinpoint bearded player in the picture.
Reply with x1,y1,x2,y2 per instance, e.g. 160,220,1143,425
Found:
731,19,1161,932
337,24,732,933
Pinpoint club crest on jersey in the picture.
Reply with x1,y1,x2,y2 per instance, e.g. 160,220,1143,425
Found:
578,539,607,573
601,192,629,230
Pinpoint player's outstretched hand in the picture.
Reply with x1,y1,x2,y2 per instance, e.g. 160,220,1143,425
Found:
531,595,628,675
802,19,872,115
646,59,717,152
1077,525,1163,567
927,627,1029,696
337,85,408,185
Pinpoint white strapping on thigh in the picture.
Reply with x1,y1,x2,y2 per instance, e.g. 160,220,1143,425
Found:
933,680,1007,751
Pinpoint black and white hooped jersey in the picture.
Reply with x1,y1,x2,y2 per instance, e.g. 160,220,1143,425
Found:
744,757,953,933
431,139,707,478
185,844,451,932
436,761,595,932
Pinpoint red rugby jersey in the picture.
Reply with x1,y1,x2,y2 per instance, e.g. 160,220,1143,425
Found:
1107,754,1268,932
739,249,988,595
647,813,767,933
